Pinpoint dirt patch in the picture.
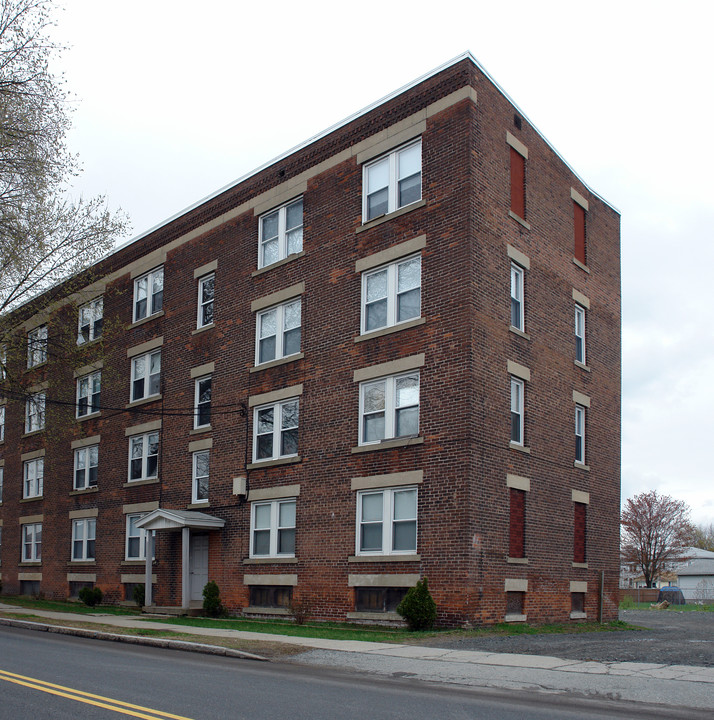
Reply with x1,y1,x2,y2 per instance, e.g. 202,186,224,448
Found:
417,610,714,667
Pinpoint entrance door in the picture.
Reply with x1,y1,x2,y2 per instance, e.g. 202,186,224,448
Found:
189,534,209,602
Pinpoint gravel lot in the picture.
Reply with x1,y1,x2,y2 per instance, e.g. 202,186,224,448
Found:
420,610,714,667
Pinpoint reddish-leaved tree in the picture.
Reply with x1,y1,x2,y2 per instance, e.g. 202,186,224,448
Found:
621,491,694,588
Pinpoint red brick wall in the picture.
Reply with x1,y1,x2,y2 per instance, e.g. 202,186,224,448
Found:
0,56,620,626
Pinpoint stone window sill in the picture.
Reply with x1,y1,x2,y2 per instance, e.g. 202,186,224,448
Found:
508,210,531,230
347,611,403,621
77,412,101,422
509,442,531,454
250,354,304,373
126,395,162,410
123,478,160,488
351,437,424,454
573,258,590,274
252,251,305,278
355,318,426,344
570,611,587,620
191,323,215,336
504,613,527,623
247,456,301,470
507,557,529,564
509,326,530,340
129,311,164,329
356,199,426,233
243,557,298,565
348,554,420,563
575,360,590,372
242,606,290,615
70,487,98,496
574,461,590,471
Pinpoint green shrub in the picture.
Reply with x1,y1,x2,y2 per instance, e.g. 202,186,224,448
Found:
132,584,145,607
397,577,437,630
78,586,103,607
202,580,224,618
619,594,636,609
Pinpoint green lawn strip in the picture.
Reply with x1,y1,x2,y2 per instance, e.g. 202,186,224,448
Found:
2,596,137,616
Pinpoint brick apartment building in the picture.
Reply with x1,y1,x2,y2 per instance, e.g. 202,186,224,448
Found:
0,53,621,626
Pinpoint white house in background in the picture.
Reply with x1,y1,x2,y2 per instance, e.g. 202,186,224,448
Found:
675,547,714,602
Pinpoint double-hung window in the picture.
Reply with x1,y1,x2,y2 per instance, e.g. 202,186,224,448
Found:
197,274,215,328
363,140,422,222
25,392,46,433
126,514,151,561
0,466,3,502
27,326,48,367
253,399,299,462
258,198,303,268
194,375,211,429
133,267,164,322
361,255,421,334
22,522,42,562
72,518,96,561
74,445,98,490
575,405,586,465
128,432,159,481
0,405,4,442
131,350,161,402
76,371,101,417
510,263,525,331
192,450,209,504
357,487,417,555
510,377,524,445
78,298,103,344
359,372,419,445
575,304,586,364
256,299,301,365
250,498,296,557
23,458,43,499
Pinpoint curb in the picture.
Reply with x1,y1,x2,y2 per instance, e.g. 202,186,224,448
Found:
0,616,269,662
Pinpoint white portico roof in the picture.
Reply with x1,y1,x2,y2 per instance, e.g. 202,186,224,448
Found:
135,508,225,531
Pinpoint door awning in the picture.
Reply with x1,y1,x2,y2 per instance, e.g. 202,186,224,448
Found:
135,508,225,532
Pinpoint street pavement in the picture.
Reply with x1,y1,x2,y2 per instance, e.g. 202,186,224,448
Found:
1,602,712,713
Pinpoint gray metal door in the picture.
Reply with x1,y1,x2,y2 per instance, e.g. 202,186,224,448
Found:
189,534,209,602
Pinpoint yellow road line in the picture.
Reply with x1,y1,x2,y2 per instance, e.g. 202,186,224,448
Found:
0,668,195,720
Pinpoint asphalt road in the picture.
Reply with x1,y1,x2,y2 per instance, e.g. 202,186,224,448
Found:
0,625,698,720
417,610,714,667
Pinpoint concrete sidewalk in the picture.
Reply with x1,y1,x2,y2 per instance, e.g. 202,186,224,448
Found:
1,602,712,713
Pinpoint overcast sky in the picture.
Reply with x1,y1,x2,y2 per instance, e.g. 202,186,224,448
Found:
50,0,714,524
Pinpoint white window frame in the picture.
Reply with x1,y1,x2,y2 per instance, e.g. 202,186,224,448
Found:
255,298,301,365
128,432,159,482
361,255,421,334
193,375,212,429
22,522,42,562
575,404,586,465
72,518,96,561
258,197,303,269
252,398,299,463
510,263,525,331
192,450,210,504
250,498,296,558
356,487,418,556
510,377,524,445
131,350,161,402
362,140,422,222
25,392,46,433
133,266,164,322
0,345,6,379
0,466,4,503
575,304,586,364
74,444,99,490
27,325,48,368
358,372,420,446
76,370,101,418
77,297,103,345
23,457,44,499
197,273,215,329
0,404,5,442
125,514,151,561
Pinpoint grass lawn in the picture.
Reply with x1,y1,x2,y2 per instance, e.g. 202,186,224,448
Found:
1,596,638,643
